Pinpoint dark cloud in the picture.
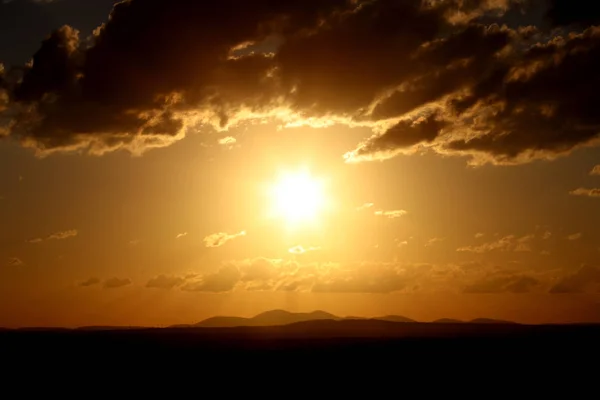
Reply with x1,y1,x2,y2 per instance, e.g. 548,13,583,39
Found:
549,265,600,294
103,277,132,289
146,274,186,289
79,277,100,287
545,0,600,28
2,0,600,164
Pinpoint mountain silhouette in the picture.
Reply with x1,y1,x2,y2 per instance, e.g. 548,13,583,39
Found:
192,310,340,328
469,318,518,324
373,315,417,323
180,311,517,328
431,318,465,324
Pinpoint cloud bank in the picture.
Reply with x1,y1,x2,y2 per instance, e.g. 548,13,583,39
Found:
1,0,600,165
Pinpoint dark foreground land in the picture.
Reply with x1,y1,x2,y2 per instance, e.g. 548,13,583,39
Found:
1,319,598,388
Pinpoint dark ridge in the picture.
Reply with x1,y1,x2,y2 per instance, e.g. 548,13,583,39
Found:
372,315,417,323
469,318,519,325
432,318,465,324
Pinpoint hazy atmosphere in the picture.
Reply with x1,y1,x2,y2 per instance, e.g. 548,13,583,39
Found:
1,0,600,328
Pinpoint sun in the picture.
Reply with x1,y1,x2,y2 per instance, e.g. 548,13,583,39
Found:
269,169,326,226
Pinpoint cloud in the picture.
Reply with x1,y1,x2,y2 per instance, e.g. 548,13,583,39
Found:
464,274,540,294
549,265,600,294
146,274,186,289
425,237,445,247
288,245,321,254
541,230,552,240
7,257,23,266
218,136,236,146
474,232,485,238
356,203,374,211
545,0,600,28
566,233,582,241
1,0,599,166
590,165,600,176
154,256,584,295
203,230,246,248
176,232,188,239
457,234,534,253
181,265,241,292
103,277,132,289
570,188,600,198
48,229,78,240
29,229,78,243
79,277,100,287
374,209,407,219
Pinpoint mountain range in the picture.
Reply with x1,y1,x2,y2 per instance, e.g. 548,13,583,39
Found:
169,310,516,328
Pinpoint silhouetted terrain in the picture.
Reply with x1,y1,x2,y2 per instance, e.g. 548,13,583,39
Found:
167,310,509,328
0,313,600,390
1,317,598,387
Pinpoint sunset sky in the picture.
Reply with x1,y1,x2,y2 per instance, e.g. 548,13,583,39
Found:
1,0,600,328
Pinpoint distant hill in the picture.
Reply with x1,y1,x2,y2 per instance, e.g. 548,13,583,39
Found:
469,318,518,325
192,310,340,328
373,315,417,323
77,326,149,331
180,311,517,328
432,318,465,324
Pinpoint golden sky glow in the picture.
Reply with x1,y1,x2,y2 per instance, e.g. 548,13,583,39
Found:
1,0,600,328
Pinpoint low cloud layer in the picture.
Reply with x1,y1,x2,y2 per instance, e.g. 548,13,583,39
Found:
549,265,600,293
147,257,569,295
1,0,600,165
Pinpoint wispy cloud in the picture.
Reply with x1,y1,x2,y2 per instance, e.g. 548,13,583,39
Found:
79,277,100,287
374,209,407,218
474,233,485,239
289,245,321,254
176,232,188,239
457,234,534,253
29,229,78,243
425,238,445,247
7,257,23,267
204,230,246,248
569,188,600,198
566,233,582,241
218,136,237,146
590,165,600,176
356,203,374,211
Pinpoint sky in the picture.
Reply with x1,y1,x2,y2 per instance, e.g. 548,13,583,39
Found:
1,0,600,327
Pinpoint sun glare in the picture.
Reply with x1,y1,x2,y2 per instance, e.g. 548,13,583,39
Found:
270,169,326,226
